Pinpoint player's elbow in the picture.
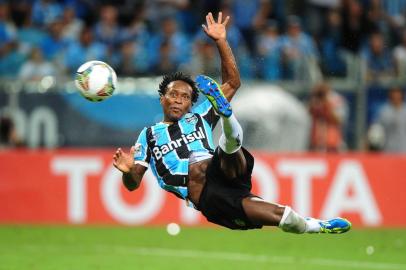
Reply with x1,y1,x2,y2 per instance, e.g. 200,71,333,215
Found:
229,78,241,90
122,174,140,191
126,185,137,192
125,182,139,191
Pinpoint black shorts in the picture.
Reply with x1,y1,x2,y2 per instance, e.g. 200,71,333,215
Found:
197,147,263,230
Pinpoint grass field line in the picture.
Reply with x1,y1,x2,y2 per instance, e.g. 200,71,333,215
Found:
99,245,405,270
20,243,406,269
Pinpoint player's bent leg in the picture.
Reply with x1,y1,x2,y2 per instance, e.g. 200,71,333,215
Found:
241,197,285,226
242,198,306,233
242,197,352,234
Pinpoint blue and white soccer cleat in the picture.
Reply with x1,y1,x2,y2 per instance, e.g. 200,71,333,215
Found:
195,75,232,117
319,218,352,234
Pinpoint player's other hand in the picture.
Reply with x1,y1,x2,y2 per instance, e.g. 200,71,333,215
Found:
202,12,229,41
113,146,135,174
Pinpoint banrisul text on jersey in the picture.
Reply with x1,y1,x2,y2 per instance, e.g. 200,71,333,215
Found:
152,126,206,160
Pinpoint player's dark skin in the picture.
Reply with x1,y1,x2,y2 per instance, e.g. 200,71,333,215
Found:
113,12,285,227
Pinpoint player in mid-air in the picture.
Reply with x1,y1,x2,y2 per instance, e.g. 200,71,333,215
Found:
113,12,351,233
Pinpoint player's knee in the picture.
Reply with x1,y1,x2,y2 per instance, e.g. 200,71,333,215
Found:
219,134,242,154
242,197,284,226
219,149,247,179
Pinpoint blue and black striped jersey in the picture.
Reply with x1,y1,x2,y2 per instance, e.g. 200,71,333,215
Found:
133,99,219,200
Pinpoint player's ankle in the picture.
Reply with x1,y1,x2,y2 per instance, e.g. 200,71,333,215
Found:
304,217,322,233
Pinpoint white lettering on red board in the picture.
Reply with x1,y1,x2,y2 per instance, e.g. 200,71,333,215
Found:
51,157,102,224
50,156,382,226
277,159,326,216
320,160,382,226
101,164,165,225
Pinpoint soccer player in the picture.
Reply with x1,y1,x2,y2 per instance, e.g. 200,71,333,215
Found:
113,12,351,233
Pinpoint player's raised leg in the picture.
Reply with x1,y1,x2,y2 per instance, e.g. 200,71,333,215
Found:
196,75,246,178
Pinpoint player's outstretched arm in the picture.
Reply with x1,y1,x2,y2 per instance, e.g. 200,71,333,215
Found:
113,146,147,191
202,12,241,101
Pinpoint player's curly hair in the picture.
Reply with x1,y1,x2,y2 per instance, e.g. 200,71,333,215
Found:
158,72,199,104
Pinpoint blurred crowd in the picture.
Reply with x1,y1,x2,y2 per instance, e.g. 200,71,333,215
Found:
2,0,406,81
1,0,406,153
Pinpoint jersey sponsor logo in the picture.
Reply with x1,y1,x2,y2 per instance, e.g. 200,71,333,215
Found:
152,127,206,160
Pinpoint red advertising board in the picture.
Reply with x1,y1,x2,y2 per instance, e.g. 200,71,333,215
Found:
0,149,405,227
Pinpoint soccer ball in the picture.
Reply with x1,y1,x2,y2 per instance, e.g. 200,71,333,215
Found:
75,60,117,102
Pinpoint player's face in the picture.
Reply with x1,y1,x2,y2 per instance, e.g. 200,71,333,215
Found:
161,80,193,122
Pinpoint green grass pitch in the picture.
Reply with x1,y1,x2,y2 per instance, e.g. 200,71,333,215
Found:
0,226,405,270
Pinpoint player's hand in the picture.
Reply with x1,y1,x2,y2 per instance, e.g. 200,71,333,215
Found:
113,146,135,174
202,12,229,41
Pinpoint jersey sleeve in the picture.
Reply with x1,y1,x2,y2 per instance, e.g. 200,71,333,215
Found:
133,127,151,168
192,99,220,128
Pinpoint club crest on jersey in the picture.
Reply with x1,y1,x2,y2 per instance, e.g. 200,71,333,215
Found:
185,113,198,124
150,134,159,144
152,127,206,160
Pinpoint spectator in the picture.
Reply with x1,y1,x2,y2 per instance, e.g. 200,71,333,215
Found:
367,122,385,151
64,27,108,74
393,28,406,77
361,32,395,80
16,7,47,55
320,8,346,77
93,5,122,49
217,6,254,78
59,0,96,23
230,0,268,56
1,0,406,83
308,82,348,152
120,7,150,46
40,20,68,63
31,0,63,27
366,0,386,34
61,6,84,41
116,40,150,76
182,36,219,77
279,15,319,80
152,39,178,74
18,47,56,81
340,0,371,53
372,86,406,152
143,0,189,32
256,20,282,80
0,116,23,149
381,0,406,43
0,2,24,77
305,0,340,37
381,0,406,25
148,16,191,71
0,2,17,56
258,0,286,28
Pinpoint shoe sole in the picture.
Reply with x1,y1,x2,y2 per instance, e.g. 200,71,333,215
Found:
195,75,232,117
